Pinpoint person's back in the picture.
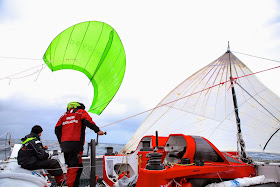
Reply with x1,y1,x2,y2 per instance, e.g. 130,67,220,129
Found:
17,125,66,186
56,107,91,152
55,102,104,187
18,132,49,167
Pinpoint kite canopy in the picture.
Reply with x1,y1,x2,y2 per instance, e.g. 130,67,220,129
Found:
43,21,126,115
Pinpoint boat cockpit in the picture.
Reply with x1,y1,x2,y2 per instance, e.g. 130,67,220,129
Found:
163,135,187,165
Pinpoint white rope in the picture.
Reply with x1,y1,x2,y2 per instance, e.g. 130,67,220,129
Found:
0,144,10,152
0,131,10,138
173,178,181,187
216,172,227,187
0,56,42,61
116,153,125,174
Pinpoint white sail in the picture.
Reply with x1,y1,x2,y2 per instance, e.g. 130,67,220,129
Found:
121,51,280,154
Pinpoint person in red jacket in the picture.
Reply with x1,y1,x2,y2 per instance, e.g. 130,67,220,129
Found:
55,102,104,187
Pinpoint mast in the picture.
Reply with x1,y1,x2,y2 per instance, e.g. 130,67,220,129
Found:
227,42,249,163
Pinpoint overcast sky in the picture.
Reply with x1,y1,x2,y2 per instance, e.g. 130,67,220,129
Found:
0,0,280,147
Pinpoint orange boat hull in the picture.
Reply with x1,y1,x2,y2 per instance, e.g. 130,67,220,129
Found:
103,134,256,187
136,164,256,186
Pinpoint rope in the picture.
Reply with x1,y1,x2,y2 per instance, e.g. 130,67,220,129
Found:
96,64,280,130
116,153,126,175
39,161,140,171
236,82,280,122
232,51,280,63
216,172,225,186
34,64,46,82
173,178,182,187
46,142,60,147
7,65,47,80
0,64,46,81
40,156,152,172
0,132,10,138
0,132,12,159
38,165,100,171
0,56,42,61
0,144,10,152
21,49,276,150
45,63,280,149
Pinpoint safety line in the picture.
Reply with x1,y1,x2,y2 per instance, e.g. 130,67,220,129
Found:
0,144,10,152
0,132,10,138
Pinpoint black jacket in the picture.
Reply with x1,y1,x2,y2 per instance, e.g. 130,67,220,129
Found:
17,133,50,166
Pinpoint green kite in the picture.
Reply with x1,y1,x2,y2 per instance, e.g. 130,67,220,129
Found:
43,21,126,114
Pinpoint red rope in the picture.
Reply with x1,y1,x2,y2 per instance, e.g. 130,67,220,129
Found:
237,65,280,79
98,65,280,129
48,65,280,147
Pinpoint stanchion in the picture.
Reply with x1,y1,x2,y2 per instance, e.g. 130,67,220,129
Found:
90,139,96,187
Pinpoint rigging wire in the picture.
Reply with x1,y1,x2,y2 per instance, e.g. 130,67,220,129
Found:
0,51,279,81
236,82,280,123
232,51,280,63
97,61,280,151
43,60,278,151
2,52,280,151
97,64,280,130
263,127,280,151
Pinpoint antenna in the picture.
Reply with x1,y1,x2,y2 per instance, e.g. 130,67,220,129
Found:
156,131,159,150
227,41,230,52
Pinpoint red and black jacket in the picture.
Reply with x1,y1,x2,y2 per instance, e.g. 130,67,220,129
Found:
55,108,100,153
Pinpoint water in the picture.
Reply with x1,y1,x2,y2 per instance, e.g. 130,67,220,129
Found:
247,152,280,162
0,139,124,160
1,139,280,162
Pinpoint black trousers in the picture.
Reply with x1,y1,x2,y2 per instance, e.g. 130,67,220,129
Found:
21,159,63,176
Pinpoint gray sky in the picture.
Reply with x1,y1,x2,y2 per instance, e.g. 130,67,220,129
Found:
0,0,280,146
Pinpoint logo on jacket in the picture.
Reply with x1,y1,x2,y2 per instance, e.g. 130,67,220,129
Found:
66,116,75,120
62,119,78,125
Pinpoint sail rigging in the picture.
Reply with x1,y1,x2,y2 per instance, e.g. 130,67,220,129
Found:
227,44,249,162
121,50,280,154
